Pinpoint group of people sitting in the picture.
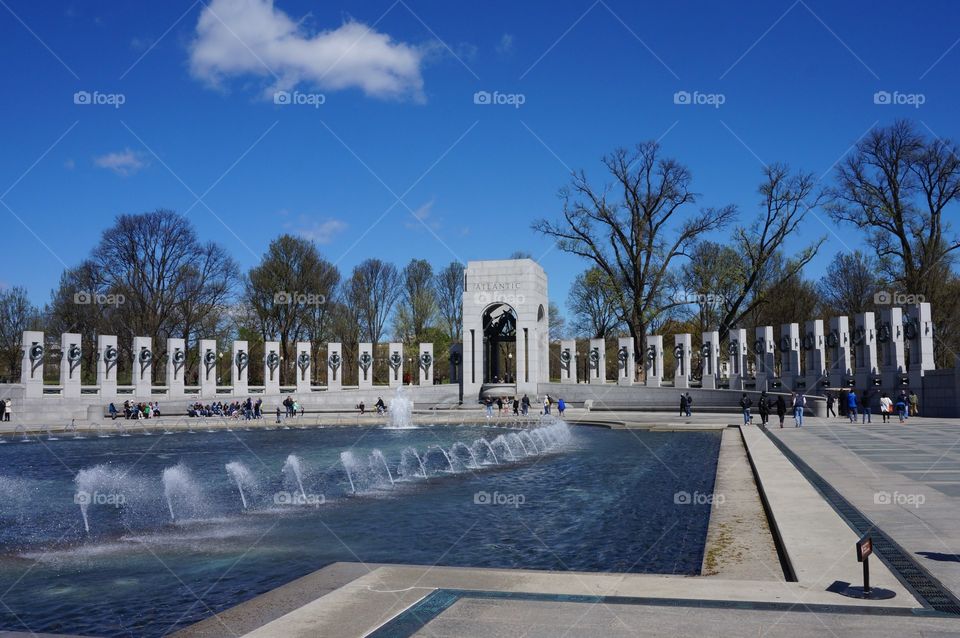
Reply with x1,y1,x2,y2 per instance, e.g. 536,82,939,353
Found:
109,400,162,420
187,398,265,419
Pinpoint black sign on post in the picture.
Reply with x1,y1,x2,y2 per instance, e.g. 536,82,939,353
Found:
857,536,872,595
831,535,894,600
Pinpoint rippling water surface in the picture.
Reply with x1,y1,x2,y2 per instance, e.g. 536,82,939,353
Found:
0,421,720,636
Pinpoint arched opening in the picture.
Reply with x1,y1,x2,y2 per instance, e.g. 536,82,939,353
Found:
482,303,517,385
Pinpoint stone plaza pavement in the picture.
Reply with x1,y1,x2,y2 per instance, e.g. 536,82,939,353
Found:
766,416,960,610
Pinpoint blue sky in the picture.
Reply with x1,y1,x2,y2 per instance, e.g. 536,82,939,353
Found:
1,0,958,312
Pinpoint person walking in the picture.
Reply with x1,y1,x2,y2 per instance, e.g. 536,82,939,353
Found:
879,393,893,423
0,398,5,422
792,392,806,427
685,392,693,417
847,389,859,423
543,395,552,415
861,388,873,424
909,390,920,417
758,391,770,426
521,394,530,416
512,397,519,416
739,393,752,425
776,394,787,428
557,397,566,416
484,397,494,419
679,393,688,417
895,393,908,423
826,392,836,417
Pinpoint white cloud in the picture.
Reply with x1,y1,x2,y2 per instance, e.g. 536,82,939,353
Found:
189,0,426,101
496,33,514,56
93,149,147,176
285,214,347,244
405,200,440,231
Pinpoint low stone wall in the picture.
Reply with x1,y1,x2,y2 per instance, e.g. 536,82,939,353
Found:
919,368,960,418
537,383,827,418
0,383,462,426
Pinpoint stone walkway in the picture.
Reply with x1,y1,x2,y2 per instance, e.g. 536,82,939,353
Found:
766,417,960,610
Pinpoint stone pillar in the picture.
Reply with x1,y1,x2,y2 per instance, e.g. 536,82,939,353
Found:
264,341,281,395
388,342,403,388
300,342,318,393
828,316,852,388
133,336,153,398
357,342,374,388
728,328,748,390
166,338,186,397
448,343,462,384
199,339,218,398
588,338,606,383
906,303,934,389
700,331,719,389
60,333,82,398
878,307,906,392
97,334,119,397
617,337,635,386
419,343,434,385
644,335,663,387
231,340,249,396
559,339,576,384
853,312,879,390
754,326,774,391
779,323,801,389
21,330,44,398
674,334,692,389
804,320,826,393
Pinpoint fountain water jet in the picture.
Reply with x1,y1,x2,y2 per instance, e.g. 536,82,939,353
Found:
340,451,361,493
225,461,254,510
399,447,428,479
162,463,203,522
387,386,414,429
282,454,308,502
371,450,395,487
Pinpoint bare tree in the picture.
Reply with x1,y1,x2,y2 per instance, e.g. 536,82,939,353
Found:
0,287,41,382
394,259,437,344
345,259,402,344
567,268,620,338
434,261,464,340
830,120,960,294
245,234,339,383
816,250,881,317
713,164,826,338
47,210,239,381
533,141,736,357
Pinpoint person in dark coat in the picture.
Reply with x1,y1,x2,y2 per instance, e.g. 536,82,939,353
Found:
826,392,836,417
758,391,769,426
680,393,688,417
776,395,787,428
739,393,752,425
